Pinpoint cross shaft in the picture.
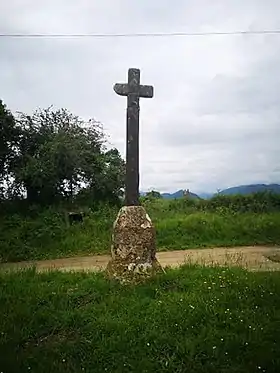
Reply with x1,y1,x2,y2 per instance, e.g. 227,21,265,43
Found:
114,68,153,206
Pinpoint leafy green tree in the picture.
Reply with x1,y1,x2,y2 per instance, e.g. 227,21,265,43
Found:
9,107,124,205
146,190,162,199
0,100,19,197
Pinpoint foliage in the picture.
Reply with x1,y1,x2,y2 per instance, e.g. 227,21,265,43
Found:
0,100,18,197
143,190,162,201
1,198,280,262
0,101,125,205
203,191,280,213
0,266,280,372
0,204,118,262
148,191,280,214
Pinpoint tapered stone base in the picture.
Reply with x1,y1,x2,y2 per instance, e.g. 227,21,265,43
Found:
106,205,163,283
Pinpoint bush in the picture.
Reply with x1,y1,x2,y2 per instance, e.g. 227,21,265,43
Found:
1,194,280,262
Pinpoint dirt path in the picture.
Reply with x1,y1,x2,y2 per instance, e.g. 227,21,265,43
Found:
1,246,280,273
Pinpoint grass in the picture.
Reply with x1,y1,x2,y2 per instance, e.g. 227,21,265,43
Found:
1,198,280,262
0,265,280,372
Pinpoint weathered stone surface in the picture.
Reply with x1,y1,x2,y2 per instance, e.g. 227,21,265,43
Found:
106,205,162,283
114,68,154,206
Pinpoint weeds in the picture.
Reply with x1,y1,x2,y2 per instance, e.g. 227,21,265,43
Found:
1,197,280,262
0,266,280,372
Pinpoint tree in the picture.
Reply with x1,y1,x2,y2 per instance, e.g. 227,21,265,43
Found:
0,100,19,198
9,107,125,205
146,190,162,199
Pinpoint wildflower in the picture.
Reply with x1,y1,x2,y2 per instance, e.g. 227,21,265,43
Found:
62,359,66,363
147,342,150,346
221,338,224,341
189,305,195,309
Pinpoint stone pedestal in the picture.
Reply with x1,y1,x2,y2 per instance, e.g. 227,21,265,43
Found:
106,205,162,283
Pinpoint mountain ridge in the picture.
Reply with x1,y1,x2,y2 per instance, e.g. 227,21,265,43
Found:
141,183,280,199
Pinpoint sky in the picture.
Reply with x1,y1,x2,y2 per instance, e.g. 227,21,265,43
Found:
0,1,280,194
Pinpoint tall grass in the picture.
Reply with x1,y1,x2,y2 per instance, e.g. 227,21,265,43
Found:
1,193,280,263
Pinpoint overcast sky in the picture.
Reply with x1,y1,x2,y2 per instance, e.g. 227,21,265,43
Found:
1,1,280,193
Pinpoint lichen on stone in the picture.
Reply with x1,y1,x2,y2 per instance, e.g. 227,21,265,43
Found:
106,205,163,284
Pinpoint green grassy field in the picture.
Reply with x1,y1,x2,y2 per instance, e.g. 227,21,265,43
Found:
1,197,280,263
0,265,279,373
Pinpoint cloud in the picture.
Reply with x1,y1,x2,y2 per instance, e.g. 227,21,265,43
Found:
0,0,280,193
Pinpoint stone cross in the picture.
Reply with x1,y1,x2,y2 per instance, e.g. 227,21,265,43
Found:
114,68,154,206
106,68,162,283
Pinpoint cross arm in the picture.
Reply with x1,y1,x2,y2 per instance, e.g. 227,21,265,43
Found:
139,85,154,98
113,83,154,98
113,83,129,96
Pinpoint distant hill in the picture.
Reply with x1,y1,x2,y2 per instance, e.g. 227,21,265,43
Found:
219,184,280,196
161,189,200,200
141,183,280,200
198,192,214,199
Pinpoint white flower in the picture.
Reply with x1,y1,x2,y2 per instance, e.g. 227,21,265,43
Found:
213,346,217,349
147,342,150,346
190,305,195,309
